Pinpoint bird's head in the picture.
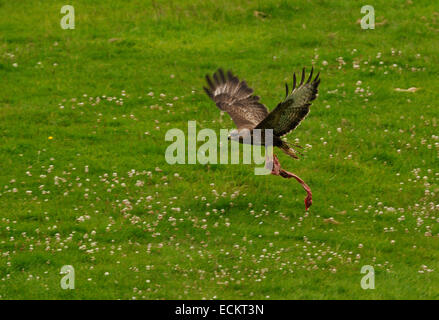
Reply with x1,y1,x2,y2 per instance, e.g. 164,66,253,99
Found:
228,129,251,142
228,129,239,141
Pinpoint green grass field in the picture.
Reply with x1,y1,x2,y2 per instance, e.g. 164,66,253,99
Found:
0,0,438,299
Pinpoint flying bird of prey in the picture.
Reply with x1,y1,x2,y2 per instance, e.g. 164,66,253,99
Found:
204,68,321,210
204,68,320,158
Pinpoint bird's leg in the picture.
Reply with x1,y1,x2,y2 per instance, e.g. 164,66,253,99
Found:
291,147,304,158
284,141,304,157
282,170,312,211
270,154,312,210
265,153,279,175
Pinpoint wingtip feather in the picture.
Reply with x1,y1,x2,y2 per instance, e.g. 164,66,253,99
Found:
314,72,320,82
307,67,314,83
300,67,305,85
205,74,214,89
218,68,226,83
203,86,213,98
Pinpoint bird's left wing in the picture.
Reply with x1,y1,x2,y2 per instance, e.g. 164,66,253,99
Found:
204,69,269,130
255,67,320,137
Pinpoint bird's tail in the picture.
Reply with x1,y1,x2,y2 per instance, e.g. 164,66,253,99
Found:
279,141,302,159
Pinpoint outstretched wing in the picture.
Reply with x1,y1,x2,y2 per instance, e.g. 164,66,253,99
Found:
256,67,320,137
204,69,269,130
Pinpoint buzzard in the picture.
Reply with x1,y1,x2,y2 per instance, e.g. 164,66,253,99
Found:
204,68,321,210
204,68,320,158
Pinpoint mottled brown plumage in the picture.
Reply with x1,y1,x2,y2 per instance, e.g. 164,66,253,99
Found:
204,69,269,130
204,67,321,159
255,67,320,137
204,67,321,210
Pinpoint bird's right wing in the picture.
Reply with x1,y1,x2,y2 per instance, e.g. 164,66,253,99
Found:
255,68,320,137
204,69,269,130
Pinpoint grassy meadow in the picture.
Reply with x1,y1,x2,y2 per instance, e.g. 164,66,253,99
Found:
0,0,438,299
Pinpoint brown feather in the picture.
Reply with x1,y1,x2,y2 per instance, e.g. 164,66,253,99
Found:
204,68,269,130
255,68,321,137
